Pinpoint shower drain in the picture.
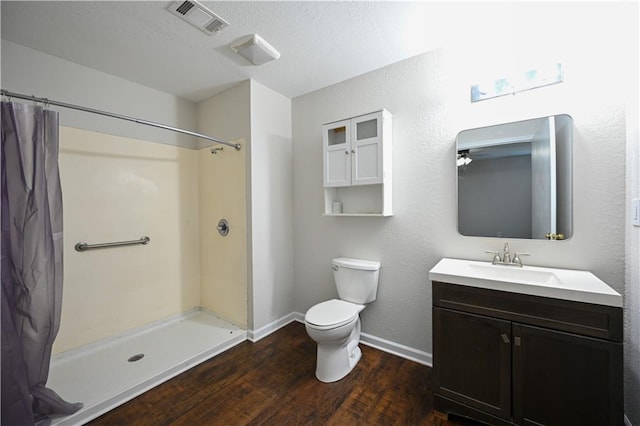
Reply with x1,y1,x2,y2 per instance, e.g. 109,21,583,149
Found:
127,353,145,362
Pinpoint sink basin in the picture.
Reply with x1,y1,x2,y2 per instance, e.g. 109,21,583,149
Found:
467,262,562,286
429,258,622,307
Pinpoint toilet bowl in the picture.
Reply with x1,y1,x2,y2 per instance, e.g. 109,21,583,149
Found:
304,258,381,383
305,299,365,383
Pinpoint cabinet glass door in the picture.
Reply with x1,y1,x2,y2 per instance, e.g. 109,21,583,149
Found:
323,119,351,187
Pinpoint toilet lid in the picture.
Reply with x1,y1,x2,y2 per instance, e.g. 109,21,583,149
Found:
305,299,359,328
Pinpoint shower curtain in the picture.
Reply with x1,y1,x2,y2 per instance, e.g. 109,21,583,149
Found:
1,101,82,425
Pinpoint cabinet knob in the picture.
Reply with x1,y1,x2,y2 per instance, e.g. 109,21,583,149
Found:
345,150,349,155
351,149,356,154
500,333,510,344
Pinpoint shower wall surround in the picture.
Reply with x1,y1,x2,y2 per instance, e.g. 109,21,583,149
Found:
56,127,202,353
3,42,295,350
3,42,256,352
197,82,251,328
198,143,247,327
198,82,251,327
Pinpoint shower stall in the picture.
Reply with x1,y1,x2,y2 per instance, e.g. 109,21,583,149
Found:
2,92,249,425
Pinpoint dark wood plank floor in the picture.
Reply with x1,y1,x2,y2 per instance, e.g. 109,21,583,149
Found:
89,322,481,426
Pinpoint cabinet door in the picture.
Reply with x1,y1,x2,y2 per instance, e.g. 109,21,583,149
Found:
323,119,351,187
512,323,623,426
351,112,383,186
433,307,512,420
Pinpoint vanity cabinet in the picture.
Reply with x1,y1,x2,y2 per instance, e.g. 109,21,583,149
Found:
432,281,623,426
322,110,392,216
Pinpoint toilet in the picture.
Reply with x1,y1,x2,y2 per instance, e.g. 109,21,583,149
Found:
304,257,381,383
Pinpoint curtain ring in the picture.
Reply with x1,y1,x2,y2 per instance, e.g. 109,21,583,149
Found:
42,97,50,109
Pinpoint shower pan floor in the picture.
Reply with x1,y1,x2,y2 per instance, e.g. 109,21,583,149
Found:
47,309,246,425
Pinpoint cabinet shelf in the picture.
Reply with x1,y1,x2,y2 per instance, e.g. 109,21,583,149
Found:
323,184,392,216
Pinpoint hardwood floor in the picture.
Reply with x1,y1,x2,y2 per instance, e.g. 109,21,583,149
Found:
89,322,481,426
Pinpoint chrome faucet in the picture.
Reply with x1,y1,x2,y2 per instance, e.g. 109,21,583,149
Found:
502,242,511,264
486,241,529,267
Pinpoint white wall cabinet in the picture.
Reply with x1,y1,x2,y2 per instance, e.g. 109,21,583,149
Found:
322,110,392,216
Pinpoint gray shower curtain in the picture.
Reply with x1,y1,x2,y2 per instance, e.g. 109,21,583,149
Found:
1,101,83,425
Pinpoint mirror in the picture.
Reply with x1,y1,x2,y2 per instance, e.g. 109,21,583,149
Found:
457,115,573,240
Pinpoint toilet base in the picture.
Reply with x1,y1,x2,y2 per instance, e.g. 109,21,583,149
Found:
314,319,362,383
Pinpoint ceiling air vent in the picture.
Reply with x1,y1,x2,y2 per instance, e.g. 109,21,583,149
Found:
167,0,229,36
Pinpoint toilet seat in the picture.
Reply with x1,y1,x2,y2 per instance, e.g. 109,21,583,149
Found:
305,299,363,330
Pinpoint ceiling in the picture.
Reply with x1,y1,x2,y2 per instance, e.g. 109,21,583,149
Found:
1,1,489,103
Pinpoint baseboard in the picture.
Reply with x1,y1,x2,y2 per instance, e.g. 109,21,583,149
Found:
291,312,432,366
248,312,297,342
360,332,432,366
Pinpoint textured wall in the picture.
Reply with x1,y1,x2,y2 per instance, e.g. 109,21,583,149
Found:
1,41,198,147
624,5,640,421
292,3,632,358
55,127,201,353
248,80,294,332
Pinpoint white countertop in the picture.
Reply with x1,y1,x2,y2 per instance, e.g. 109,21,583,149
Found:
428,258,622,307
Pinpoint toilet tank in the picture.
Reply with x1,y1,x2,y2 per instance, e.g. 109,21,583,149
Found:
332,257,381,304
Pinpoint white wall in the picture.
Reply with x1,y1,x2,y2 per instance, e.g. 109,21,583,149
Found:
624,5,640,422
249,80,294,333
1,40,198,147
292,3,633,360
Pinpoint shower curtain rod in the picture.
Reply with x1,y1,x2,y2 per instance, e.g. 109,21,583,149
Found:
1,89,241,151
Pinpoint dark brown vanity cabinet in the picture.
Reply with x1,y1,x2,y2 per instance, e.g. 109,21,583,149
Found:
432,281,623,426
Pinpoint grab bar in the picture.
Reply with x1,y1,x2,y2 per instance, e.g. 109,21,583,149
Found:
75,236,150,252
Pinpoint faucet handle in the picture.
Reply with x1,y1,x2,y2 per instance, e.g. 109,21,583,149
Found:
512,252,530,267
485,250,502,264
